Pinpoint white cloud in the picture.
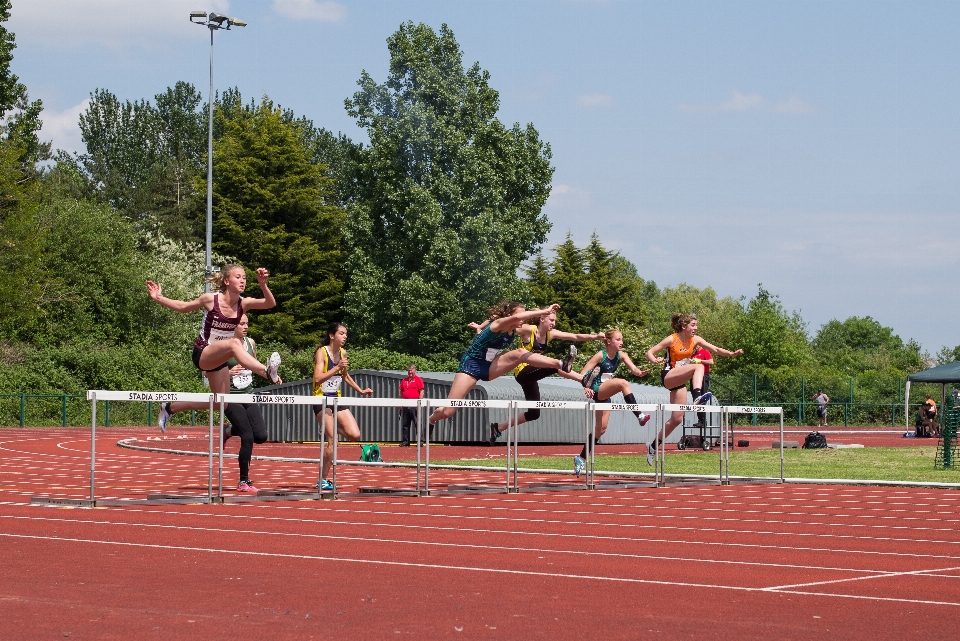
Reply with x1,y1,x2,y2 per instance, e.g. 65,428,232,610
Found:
545,184,591,211
271,0,347,22
772,95,816,114
577,93,614,108
9,0,231,49
40,98,89,155
678,90,815,115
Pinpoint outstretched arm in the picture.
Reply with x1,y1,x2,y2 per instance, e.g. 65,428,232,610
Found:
146,281,210,313
620,352,650,378
550,329,606,342
489,304,561,333
694,337,742,358
241,268,277,311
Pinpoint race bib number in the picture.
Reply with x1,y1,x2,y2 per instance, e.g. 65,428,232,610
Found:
485,348,501,362
232,370,252,390
322,375,342,394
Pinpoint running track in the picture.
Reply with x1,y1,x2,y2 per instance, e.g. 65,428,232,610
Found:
2,428,959,639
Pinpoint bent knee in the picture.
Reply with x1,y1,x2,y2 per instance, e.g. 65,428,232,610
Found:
523,409,541,422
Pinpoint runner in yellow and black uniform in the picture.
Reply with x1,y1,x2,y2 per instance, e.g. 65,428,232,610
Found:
476,310,603,446
312,322,372,491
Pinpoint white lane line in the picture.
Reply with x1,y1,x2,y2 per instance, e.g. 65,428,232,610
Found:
4,509,959,564
0,514,898,576
1,531,958,607
765,565,960,591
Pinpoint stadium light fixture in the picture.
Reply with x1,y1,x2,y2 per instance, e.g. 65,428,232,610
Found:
190,10,247,291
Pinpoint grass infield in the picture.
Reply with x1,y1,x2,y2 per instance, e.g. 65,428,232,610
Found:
437,447,960,484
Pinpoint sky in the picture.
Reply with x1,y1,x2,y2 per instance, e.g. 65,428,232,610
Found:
9,0,960,354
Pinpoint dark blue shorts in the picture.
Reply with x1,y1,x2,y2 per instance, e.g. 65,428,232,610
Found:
457,357,492,382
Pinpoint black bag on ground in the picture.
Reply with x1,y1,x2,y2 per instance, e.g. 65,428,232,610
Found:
803,431,827,449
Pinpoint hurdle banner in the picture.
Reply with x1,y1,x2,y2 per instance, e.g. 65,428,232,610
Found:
722,405,785,484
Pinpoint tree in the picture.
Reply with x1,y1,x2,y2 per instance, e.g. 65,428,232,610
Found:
525,233,655,336
342,22,554,357
656,283,741,350
813,316,924,375
0,0,46,337
74,82,206,241
728,285,810,372
210,96,345,348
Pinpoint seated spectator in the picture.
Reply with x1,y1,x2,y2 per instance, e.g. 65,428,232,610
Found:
921,395,939,438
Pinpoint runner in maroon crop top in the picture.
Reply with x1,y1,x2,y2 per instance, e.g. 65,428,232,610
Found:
146,264,282,432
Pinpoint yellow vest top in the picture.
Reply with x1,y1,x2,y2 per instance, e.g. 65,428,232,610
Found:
313,346,346,397
513,326,551,377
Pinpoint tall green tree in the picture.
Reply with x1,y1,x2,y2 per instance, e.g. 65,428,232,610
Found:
210,96,345,348
728,285,810,372
813,316,924,375
74,82,206,241
343,22,554,357
0,0,46,337
525,233,659,335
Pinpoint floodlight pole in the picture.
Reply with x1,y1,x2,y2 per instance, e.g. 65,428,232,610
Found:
205,25,214,292
191,12,245,292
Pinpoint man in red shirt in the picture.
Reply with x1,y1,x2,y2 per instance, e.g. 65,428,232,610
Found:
398,364,425,446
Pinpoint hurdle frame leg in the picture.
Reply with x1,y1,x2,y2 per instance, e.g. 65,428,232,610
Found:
90,392,97,502
217,396,225,500
332,397,339,499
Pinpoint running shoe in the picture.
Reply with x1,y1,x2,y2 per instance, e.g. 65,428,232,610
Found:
237,480,257,493
560,345,577,373
639,413,651,427
158,402,172,433
581,366,600,390
316,479,335,492
489,422,501,447
265,352,282,384
574,455,585,478
646,440,657,466
693,392,714,405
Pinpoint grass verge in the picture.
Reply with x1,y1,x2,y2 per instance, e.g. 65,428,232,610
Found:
436,447,960,484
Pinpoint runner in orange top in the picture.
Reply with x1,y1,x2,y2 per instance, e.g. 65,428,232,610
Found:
644,313,742,465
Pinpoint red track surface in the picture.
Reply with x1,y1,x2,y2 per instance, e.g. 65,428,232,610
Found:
3,426,959,639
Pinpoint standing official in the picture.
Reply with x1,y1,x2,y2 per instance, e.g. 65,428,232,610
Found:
398,364,425,446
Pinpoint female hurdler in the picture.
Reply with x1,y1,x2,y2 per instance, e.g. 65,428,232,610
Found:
312,322,373,492
478,310,603,446
146,265,282,432
426,302,578,432
576,328,652,475
644,313,742,465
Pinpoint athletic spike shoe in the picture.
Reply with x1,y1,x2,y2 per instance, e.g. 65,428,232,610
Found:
574,455,585,478
237,480,257,493
316,479,335,492
646,440,657,466
638,413,651,427
265,352,282,384
693,392,714,405
560,345,577,373
581,366,600,390
158,402,172,433
489,422,501,447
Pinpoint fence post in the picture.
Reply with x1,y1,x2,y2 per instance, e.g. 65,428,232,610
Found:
844,403,848,427
147,401,153,428
191,410,196,426
62,394,68,427
105,400,110,427
752,374,758,426
800,377,805,424
20,394,25,427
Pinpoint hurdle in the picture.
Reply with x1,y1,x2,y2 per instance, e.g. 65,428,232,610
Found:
655,403,726,486
722,405,785,484
30,390,219,507
581,401,660,490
